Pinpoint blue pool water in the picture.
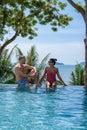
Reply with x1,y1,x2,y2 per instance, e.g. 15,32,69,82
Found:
0,85,87,130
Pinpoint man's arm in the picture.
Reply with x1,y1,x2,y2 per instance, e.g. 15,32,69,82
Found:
25,64,36,76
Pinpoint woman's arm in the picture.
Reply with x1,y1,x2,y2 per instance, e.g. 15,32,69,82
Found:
56,68,67,86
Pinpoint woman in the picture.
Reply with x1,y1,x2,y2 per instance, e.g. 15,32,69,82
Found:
39,58,67,90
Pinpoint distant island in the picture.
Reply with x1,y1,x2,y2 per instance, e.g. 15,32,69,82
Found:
80,62,85,65
56,62,64,65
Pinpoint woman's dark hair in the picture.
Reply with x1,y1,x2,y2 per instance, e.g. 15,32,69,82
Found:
49,58,57,65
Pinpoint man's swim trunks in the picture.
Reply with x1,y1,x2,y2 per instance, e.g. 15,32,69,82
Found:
18,77,28,90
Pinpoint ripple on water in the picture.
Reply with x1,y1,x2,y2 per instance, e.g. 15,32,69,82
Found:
0,85,87,130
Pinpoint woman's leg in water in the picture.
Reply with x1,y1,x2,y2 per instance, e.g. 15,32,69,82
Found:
51,82,57,90
46,81,56,91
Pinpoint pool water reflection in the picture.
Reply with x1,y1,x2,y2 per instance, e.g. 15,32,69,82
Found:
0,85,87,130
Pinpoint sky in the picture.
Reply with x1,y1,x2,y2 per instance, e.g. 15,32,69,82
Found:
7,1,85,65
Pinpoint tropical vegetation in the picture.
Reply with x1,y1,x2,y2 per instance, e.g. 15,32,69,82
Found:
70,64,84,85
0,48,16,84
0,0,72,55
0,45,50,84
0,0,87,85
66,1,87,86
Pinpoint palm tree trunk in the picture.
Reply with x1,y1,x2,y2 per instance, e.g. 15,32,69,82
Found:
84,36,87,86
67,0,87,86
84,18,87,86
84,0,87,86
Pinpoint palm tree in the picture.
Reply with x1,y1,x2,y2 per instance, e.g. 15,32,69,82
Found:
26,45,38,66
0,47,16,84
69,64,84,85
26,45,50,81
0,44,50,84
26,45,64,84
15,45,50,83
15,46,23,59
36,53,50,80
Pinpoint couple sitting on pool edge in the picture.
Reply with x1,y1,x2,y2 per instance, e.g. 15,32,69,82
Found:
14,55,67,90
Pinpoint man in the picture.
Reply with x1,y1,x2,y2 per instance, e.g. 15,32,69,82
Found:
14,55,38,89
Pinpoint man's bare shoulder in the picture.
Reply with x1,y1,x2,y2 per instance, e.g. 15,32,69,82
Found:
14,64,20,74
15,64,19,68
14,64,20,70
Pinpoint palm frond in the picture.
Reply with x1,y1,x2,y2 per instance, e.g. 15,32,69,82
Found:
70,72,76,85
69,64,84,85
7,44,18,60
0,48,15,83
27,45,38,66
56,80,64,85
15,46,23,59
37,53,50,79
79,66,84,85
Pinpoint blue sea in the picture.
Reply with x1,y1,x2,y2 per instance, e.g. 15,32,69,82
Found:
56,64,75,84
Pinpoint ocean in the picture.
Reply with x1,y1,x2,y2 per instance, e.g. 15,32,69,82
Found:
56,65,75,84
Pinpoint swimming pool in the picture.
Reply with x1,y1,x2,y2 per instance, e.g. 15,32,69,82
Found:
0,84,87,130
